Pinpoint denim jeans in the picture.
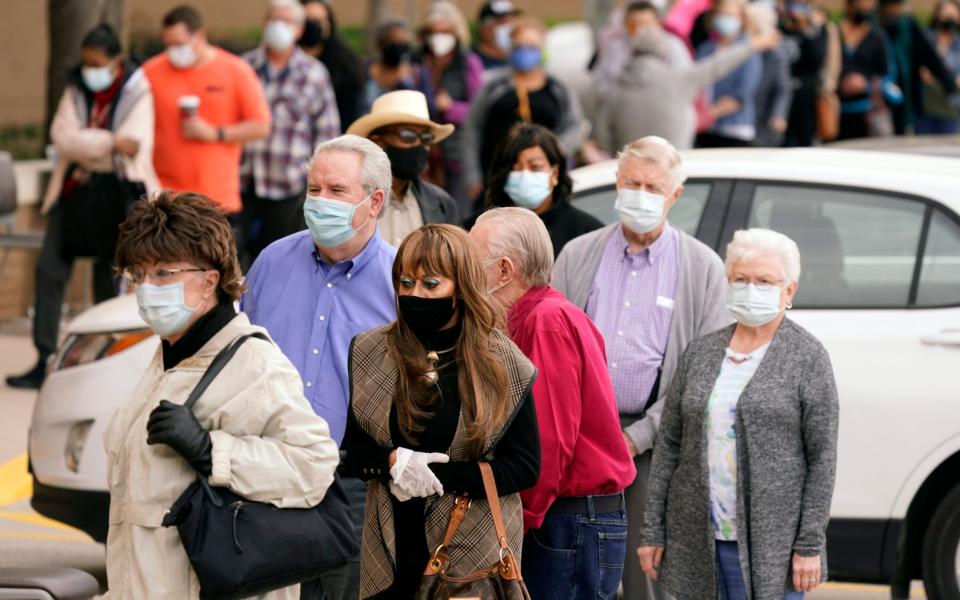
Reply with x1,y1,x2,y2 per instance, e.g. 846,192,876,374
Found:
521,495,627,600
715,540,805,600
299,477,366,600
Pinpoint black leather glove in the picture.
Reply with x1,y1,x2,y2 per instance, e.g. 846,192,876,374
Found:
146,400,213,476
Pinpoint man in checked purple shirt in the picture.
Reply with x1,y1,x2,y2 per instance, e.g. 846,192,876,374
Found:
553,136,731,600
242,135,396,600
240,0,341,263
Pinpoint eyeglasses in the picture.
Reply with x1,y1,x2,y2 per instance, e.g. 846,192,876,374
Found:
123,267,207,285
729,277,784,292
376,128,435,147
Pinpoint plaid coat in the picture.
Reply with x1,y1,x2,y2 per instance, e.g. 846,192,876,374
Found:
349,326,536,598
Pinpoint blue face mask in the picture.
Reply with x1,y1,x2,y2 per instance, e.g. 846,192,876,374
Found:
510,46,542,72
504,170,553,209
303,194,371,248
713,15,743,38
136,281,202,338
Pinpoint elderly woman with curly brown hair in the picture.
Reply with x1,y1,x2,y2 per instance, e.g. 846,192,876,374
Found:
102,191,340,599
340,223,540,599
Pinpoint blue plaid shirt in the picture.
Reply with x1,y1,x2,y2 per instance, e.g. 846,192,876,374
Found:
241,46,340,199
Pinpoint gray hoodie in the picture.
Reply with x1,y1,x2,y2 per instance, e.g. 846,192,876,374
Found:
595,40,756,152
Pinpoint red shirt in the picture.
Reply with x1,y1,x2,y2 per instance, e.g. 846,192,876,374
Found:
508,286,637,532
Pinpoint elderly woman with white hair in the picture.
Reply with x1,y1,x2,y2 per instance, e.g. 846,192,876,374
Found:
637,228,839,600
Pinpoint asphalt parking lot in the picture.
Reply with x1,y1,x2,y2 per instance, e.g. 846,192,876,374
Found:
0,330,928,598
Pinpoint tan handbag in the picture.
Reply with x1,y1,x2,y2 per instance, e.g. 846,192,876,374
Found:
414,463,531,600
816,94,840,141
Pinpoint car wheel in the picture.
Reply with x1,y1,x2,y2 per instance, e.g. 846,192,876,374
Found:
922,482,960,600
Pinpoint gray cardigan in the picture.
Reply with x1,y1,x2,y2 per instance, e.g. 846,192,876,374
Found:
639,319,839,600
553,223,731,455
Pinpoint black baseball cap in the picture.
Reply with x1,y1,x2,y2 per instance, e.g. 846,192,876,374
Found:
479,0,520,21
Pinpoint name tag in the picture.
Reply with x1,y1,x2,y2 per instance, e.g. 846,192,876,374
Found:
656,296,675,309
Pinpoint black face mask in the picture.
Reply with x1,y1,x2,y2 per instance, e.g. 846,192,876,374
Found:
385,145,429,181
849,9,871,24
381,42,411,67
938,19,958,31
398,295,456,338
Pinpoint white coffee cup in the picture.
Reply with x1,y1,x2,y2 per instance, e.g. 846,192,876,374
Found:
178,95,201,119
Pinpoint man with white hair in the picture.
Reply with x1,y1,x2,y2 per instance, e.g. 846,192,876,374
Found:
241,135,397,600
471,207,636,600
553,136,731,600
240,0,340,262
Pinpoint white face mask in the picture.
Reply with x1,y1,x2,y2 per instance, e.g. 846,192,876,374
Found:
483,257,509,295
81,64,115,92
168,43,198,69
136,281,203,338
726,283,784,327
263,19,297,51
428,32,457,57
615,188,667,234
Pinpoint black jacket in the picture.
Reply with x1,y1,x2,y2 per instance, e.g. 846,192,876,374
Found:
410,177,462,227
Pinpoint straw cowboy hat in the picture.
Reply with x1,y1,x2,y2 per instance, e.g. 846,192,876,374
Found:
346,90,455,143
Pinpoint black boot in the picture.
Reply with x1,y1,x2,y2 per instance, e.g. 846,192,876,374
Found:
5,356,49,390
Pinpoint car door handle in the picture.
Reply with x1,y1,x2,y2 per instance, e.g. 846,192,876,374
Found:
921,329,960,348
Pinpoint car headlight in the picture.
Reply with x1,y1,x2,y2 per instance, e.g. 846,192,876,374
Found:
52,329,153,372
65,420,94,473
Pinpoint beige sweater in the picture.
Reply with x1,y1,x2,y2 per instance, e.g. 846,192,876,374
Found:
42,67,160,214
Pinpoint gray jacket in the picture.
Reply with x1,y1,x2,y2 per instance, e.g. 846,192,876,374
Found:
553,223,731,454
639,319,839,600
595,41,756,152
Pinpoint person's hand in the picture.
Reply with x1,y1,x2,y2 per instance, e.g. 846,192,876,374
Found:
182,116,219,142
840,72,868,97
146,400,213,475
389,447,450,500
435,90,453,113
711,96,743,119
792,553,821,592
919,66,935,86
637,546,664,580
750,29,781,51
467,183,485,201
112,135,140,157
768,116,788,133
623,432,639,457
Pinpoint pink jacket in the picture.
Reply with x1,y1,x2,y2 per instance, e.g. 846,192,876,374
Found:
42,67,160,214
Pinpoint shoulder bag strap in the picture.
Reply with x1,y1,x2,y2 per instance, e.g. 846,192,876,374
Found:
479,462,510,552
514,75,533,123
183,332,270,411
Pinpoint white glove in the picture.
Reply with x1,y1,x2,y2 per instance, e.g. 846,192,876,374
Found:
389,447,449,501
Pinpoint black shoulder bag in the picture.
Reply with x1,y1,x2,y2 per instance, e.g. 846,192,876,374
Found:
161,333,359,600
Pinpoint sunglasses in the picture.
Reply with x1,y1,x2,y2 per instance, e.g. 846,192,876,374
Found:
376,127,435,146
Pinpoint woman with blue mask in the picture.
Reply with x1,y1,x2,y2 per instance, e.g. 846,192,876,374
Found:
638,228,839,600
695,0,765,147
462,17,584,205
105,191,340,599
474,123,602,257
6,23,159,390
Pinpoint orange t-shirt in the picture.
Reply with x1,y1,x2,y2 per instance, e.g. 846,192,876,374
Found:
144,48,270,213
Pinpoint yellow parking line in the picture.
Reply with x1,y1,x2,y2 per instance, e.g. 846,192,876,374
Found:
0,453,31,506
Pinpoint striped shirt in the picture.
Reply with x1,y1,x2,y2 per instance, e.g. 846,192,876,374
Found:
241,47,340,199
707,343,770,541
585,224,679,414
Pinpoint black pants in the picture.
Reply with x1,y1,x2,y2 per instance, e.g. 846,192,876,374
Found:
240,189,306,267
695,132,754,148
838,112,869,140
785,84,817,147
33,205,117,356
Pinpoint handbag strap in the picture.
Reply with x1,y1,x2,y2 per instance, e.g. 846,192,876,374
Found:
479,462,511,553
184,332,270,410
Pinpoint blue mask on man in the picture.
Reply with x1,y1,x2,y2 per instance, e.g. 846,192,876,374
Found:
510,46,542,72
303,194,372,248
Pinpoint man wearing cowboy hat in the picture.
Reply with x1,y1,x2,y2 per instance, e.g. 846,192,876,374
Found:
347,90,462,247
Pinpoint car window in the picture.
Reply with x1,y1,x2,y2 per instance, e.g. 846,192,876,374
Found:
571,182,712,237
747,185,925,308
917,209,960,307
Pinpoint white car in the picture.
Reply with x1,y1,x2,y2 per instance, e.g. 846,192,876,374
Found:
28,148,960,597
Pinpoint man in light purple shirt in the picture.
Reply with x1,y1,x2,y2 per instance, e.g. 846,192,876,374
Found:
241,135,396,600
553,136,730,600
